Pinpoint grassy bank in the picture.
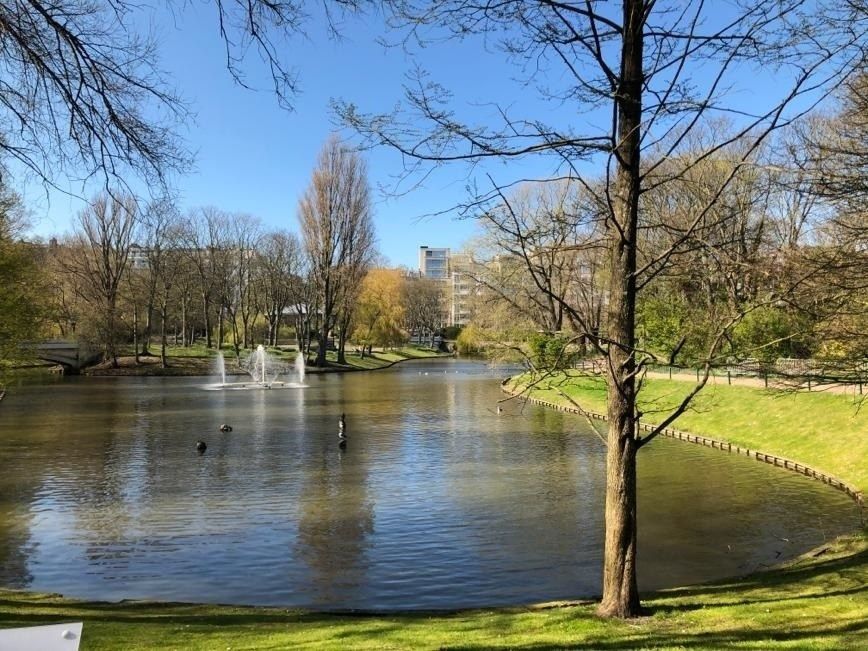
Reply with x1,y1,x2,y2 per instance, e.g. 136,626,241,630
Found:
0,531,864,650
81,344,445,376
509,372,868,493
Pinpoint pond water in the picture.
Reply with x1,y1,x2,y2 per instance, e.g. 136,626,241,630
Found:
0,359,860,609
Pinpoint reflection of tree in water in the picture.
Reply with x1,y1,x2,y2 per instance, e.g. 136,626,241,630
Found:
0,509,35,589
294,444,374,604
0,384,137,587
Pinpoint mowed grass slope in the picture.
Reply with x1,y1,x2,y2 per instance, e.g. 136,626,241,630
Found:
512,373,868,492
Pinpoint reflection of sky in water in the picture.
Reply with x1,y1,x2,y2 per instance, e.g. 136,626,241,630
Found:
0,360,860,609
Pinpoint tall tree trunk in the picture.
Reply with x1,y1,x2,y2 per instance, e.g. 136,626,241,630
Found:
160,305,168,369
230,310,241,359
217,305,225,351
133,302,140,364
202,292,212,349
104,293,119,368
337,333,346,364
337,316,349,364
181,295,188,347
142,301,152,355
316,330,328,367
598,0,643,619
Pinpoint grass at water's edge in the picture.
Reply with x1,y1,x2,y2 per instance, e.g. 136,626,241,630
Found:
508,372,868,495
0,532,865,650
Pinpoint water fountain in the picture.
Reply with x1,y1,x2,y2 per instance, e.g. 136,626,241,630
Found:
204,346,306,390
295,352,305,385
213,351,226,386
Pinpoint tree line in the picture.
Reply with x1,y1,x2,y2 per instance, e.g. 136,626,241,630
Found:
2,138,451,368
460,88,868,378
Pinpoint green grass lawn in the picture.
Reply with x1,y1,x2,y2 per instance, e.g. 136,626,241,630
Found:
512,372,868,493
324,345,444,370
0,531,864,649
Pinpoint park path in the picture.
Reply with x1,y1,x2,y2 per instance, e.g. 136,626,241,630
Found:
645,369,864,397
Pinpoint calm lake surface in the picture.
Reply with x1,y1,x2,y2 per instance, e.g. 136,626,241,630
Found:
0,359,860,609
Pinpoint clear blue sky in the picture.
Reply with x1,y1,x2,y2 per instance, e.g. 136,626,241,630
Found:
24,3,541,269
20,2,847,269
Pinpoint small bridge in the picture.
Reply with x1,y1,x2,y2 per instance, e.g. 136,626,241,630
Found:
25,341,102,372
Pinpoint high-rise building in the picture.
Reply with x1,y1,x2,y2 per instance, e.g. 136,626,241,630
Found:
418,246,450,280
417,246,480,327
449,253,474,327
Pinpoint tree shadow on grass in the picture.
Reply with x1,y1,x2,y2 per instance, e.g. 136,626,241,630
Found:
0,538,864,649
644,544,867,609
443,618,867,650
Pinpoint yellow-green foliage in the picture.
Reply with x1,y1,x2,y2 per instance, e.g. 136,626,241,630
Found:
456,323,484,355
0,240,46,362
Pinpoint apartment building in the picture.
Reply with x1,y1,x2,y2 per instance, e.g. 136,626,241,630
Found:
417,246,478,327
418,246,450,280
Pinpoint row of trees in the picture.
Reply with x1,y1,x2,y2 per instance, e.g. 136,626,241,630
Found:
18,136,449,368
34,138,377,368
463,93,868,372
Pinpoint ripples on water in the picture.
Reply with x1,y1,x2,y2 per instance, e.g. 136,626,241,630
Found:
0,360,860,609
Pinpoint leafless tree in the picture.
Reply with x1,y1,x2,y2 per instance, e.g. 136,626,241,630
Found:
139,198,185,367
222,214,263,354
66,192,138,367
0,1,364,191
0,1,190,189
339,0,866,617
179,207,232,350
255,230,304,346
298,135,376,367
472,181,606,342
402,276,444,347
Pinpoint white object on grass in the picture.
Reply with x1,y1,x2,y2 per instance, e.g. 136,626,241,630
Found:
0,622,83,651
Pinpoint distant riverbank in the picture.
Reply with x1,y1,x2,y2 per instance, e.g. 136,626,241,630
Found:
65,344,448,377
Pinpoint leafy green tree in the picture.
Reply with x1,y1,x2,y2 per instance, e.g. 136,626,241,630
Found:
455,324,483,356
528,333,571,372
352,268,407,354
731,306,813,363
0,189,46,364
